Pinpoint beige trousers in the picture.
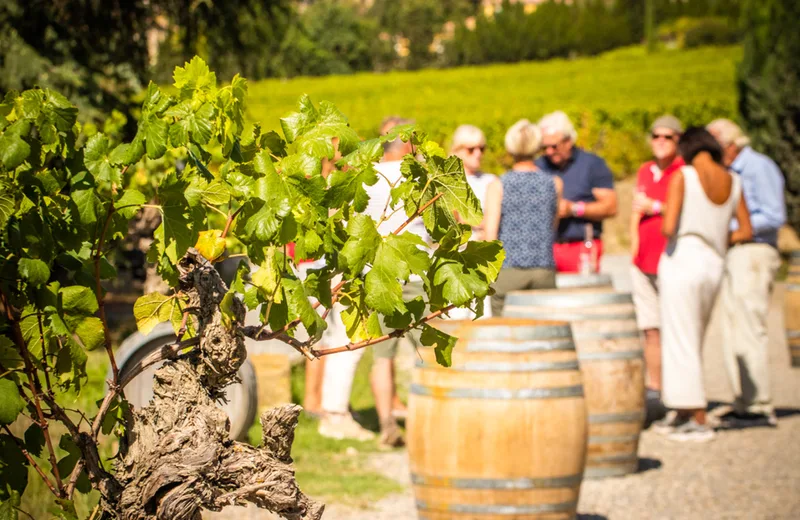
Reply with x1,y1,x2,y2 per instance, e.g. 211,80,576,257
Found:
491,267,556,317
718,243,781,415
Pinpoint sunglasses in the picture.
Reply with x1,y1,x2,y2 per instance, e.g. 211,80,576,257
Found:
464,145,486,154
651,133,677,141
543,136,571,151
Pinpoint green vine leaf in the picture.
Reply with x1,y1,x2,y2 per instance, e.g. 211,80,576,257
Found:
0,435,27,500
0,490,19,520
84,134,120,185
0,380,24,425
23,423,45,458
18,258,50,287
0,337,22,369
0,120,31,170
420,324,457,368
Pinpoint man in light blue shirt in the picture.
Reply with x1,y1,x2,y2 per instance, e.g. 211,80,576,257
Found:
708,119,786,425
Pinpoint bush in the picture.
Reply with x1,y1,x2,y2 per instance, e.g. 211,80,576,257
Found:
684,18,740,48
658,17,741,49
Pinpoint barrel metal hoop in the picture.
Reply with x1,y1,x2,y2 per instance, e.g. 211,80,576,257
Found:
786,330,800,339
578,350,644,362
588,434,641,444
505,292,633,308
410,383,584,400
416,500,578,515
786,284,800,290
414,359,580,373
466,324,574,341
504,309,638,322
464,339,576,353
411,473,583,489
588,411,645,424
587,453,639,464
574,330,640,341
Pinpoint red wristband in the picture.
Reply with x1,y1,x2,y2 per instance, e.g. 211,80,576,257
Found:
573,201,586,218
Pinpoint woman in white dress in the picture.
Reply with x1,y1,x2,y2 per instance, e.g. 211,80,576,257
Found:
656,127,752,442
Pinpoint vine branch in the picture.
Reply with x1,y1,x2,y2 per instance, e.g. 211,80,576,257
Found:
313,304,454,357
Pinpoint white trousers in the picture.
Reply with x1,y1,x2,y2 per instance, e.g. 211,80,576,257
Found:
659,239,724,409
718,244,780,415
319,303,364,414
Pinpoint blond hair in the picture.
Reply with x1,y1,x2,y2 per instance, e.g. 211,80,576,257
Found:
504,119,542,160
707,118,751,149
450,124,486,153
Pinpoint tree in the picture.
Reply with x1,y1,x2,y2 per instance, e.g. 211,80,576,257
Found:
0,57,503,519
0,0,150,132
738,0,800,232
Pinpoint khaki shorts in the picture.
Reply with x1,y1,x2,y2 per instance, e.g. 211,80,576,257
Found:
320,280,425,360
631,265,659,330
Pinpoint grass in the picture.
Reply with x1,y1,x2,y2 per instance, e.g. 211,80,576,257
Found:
248,347,406,507
17,330,405,518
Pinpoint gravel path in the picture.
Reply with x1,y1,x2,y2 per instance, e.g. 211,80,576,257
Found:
212,281,799,520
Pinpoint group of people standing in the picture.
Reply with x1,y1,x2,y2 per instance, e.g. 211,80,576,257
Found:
301,110,787,448
632,117,786,442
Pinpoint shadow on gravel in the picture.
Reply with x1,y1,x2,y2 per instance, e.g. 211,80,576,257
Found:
708,400,800,430
577,514,609,520
637,457,662,474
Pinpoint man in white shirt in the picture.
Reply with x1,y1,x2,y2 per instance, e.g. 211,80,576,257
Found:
319,117,424,448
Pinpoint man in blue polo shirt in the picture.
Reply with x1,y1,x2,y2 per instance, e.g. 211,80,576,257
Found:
708,119,787,427
535,111,618,272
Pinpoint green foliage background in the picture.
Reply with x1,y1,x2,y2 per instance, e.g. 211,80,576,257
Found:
738,0,800,233
246,45,741,179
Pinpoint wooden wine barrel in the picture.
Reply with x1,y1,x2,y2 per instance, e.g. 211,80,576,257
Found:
504,289,644,479
408,318,587,519
113,322,258,441
555,273,613,290
786,251,800,368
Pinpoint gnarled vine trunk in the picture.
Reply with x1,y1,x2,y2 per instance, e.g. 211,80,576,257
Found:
109,249,322,520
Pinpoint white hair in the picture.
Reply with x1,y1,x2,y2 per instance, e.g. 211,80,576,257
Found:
707,118,751,149
450,124,486,153
504,119,542,159
537,110,577,142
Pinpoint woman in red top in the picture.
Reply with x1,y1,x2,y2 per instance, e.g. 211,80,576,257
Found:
630,115,684,412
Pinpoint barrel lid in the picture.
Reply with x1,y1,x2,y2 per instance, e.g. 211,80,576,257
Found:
555,273,613,289
505,290,633,308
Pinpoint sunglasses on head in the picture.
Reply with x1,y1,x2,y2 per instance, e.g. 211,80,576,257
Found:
651,133,677,141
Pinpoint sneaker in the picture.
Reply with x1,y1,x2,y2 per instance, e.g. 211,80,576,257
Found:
378,420,405,450
318,413,376,442
652,410,688,435
666,419,715,443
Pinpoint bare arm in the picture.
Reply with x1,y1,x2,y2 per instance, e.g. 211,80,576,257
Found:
661,170,685,239
730,195,753,245
553,176,563,231
559,188,618,220
483,179,503,241
630,208,641,258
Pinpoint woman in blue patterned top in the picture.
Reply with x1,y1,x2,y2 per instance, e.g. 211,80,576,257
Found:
484,119,563,316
